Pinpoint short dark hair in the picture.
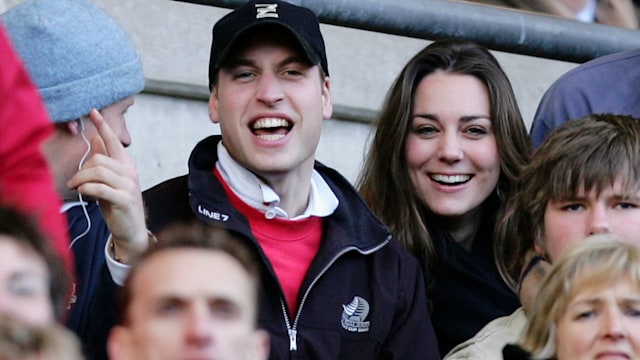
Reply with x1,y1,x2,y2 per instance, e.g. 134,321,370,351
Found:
0,206,70,321
117,221,262,325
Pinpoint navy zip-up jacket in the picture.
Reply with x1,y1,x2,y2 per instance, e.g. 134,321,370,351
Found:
65,201,110,355
142,135,440,359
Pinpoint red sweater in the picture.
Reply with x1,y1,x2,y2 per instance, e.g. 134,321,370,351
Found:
0,25,73,273
215,169,322,315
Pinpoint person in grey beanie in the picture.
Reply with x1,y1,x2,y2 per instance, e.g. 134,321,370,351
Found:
1,0,151,358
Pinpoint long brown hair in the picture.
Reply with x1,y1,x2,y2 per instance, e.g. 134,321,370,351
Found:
357,38,530,277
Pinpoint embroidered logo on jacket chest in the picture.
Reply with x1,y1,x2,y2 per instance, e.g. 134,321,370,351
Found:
341,296,370,333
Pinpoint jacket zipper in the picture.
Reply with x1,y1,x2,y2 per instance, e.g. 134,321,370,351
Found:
283,237,391,352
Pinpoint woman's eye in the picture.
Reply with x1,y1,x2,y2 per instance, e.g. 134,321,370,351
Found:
573,307,598,321
465,126,489,137
466,126,487,135
415,125,437,136
626,307,640,317
575,310,595,320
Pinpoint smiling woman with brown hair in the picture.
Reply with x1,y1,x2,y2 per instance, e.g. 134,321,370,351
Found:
357,38,531,355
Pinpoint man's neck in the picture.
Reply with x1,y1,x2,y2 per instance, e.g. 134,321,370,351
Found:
215,142,325,219
256,166,313,218
518,250,551,314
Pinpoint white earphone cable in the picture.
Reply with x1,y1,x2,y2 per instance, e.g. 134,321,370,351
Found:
68,118,92,250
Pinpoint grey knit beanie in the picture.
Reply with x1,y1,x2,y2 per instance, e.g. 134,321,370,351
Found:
1,0,144,123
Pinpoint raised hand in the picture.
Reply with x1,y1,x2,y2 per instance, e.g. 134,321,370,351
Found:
67,109,148,263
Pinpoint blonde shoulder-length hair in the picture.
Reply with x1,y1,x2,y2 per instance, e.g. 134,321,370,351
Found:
519,235,640,358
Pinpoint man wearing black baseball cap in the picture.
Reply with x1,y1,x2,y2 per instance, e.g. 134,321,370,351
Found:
104,0,439,358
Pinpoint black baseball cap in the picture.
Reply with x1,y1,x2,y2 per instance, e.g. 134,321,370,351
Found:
208,0,329,88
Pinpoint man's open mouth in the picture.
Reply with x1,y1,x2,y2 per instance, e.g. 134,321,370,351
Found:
252,118,292,141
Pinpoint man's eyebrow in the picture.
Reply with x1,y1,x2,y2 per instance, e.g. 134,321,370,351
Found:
277,54,311,67
153,294,188,306
550,193,590,202
223,54,311,70
208,296,242,309
611,193,640,200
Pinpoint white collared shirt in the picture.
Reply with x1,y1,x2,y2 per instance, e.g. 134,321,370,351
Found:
60,200,88,213
216,142,339,220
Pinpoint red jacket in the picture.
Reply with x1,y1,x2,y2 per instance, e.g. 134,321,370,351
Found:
0,24,73,273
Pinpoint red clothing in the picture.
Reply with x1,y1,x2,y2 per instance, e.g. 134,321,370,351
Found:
252,216,322,316
215,169,322,315
0,24,73,272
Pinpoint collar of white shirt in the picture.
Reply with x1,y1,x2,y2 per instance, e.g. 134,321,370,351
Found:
60,201,88,213
216,142,338,220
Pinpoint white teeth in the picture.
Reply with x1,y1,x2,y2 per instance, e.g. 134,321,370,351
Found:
430,174,470,184
257,134,285,141
253,118,289,129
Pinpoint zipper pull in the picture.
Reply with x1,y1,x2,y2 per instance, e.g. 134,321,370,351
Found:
288,328,298,351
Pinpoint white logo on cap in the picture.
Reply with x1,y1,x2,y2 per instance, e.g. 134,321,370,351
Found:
255,4,278,19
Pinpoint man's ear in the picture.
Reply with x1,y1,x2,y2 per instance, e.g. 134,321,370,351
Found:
67,119,82,136
107,326,132,360
208,89,220,124
533,240,547,260
321,77,332,120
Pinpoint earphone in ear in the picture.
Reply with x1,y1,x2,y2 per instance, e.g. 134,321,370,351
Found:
77,117,86,132
77,117,91,166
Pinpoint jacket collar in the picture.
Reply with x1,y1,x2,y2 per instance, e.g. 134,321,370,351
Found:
187,135,392,255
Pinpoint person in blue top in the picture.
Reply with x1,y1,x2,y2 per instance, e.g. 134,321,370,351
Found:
530,47,640,148
357,38,531,356
1,0,151,356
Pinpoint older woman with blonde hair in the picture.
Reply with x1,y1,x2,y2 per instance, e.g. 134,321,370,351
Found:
503,235,640,359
